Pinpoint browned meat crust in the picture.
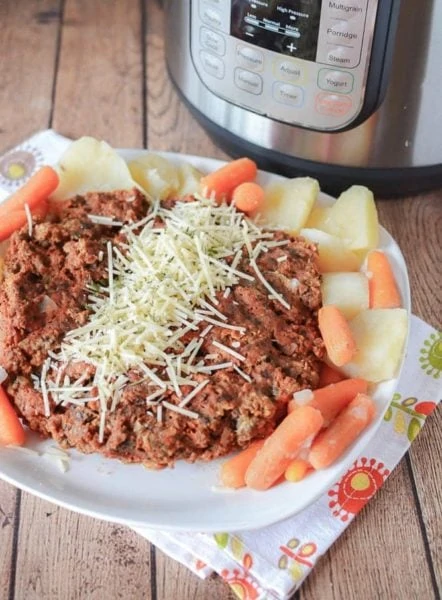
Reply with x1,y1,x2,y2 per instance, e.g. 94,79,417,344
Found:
0,191,324,468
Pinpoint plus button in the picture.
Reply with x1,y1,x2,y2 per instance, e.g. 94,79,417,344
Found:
286,42,297,53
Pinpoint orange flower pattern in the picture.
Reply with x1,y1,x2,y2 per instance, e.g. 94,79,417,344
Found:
328,458,390,522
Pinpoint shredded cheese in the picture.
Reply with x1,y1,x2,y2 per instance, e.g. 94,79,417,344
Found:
24,203,33,236
88,215,123,226
233,364,252,383
36,195,296,437
179,379,209,408
212,340,245,362
40,358,51,417
250,259,290,310
146,389,165,403
162,401,199,419
198,361,233,372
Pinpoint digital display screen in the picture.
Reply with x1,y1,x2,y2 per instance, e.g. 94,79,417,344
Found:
231,0,322,61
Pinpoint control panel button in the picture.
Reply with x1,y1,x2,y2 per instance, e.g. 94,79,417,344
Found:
200,27,226,56
274,59,305,83
326,20,360,47
326,45,360,68
200,51,225,79
315,92,352,117
199,3,223,30
318,69,354,93
327,0,367,20
236,45,264,72
273,82,304,107
234,68,263,95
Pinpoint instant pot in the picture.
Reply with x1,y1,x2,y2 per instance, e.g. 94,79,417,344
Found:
164,0,442,195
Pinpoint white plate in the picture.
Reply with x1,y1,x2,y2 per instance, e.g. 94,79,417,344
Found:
0,151,410,532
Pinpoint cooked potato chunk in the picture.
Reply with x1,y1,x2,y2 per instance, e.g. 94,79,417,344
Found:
340,309,408,382
327,185,379,256
300,228,361,272
321,272,369,319
305,205,334,231
262,177,320,233
177,163,203,197
129,153,180,200
51,137,141,201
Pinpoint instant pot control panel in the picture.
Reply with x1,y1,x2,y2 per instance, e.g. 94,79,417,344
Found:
190,0,392,132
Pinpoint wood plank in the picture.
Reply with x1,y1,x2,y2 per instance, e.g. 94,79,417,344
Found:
378,193,442,592
52,0,144,147
408,409,442,592
145,1,228,158
155,549,235,600
0,480,18,600
10,2,152,600
377,194,442,328
0,0,61,151
13,493,152,600
0,1,59,597
300,460,436,599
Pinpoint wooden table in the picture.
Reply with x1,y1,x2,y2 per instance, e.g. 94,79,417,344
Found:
0,2,440,599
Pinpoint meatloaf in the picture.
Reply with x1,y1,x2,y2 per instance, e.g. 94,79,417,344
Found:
0,190,324,468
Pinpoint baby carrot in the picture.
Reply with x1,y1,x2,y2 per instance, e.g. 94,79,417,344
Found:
318,305,356,367
308,393,376,470
318,363,345,387
0,200,49,242
289,378,369,424
231,181,265,214
245,405,323,491
0,385,26,447
0,166,59,217
284,458,311,483
367,250,401,308
220,439,266,488
0,211,29,242
199,158,257,203
30,199,49,219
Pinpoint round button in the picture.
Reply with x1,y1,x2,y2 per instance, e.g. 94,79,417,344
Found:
273,82,304,107
326,45,359,68
326,20,360,46
315,92,352,116
234,68,263,95
236,45,264,72
318,69,354,94
199,4,223,30
274,59,305,83
200,27,226,56
200,51,225,79
327,0,366,20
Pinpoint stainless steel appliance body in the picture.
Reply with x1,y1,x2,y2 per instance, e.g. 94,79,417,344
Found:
164,0,442,195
